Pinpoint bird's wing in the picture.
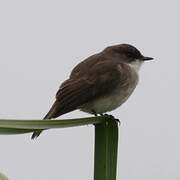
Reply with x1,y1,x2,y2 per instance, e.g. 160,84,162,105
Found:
44,61,129,119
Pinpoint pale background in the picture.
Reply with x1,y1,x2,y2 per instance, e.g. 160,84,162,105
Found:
0,0,179,179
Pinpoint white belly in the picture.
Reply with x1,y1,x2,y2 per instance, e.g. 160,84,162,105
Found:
79,81,138,114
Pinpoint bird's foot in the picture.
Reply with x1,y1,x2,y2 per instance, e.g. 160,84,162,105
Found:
91,110,98,116
100,113,121,125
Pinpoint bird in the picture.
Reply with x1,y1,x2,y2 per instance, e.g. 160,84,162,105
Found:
31,44,153,139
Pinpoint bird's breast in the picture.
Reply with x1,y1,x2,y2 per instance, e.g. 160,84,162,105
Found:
80,67,139,114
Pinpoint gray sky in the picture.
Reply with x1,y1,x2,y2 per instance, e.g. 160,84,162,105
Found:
0,0,179,179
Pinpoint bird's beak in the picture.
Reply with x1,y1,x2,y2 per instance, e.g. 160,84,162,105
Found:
141,56,154,61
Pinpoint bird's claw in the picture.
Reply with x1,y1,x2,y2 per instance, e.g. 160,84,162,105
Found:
101,113,121,125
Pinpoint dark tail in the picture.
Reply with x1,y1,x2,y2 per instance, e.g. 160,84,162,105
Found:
31,102,57,140
31,113,50,140
31,99,73,139
31,114,51,139
31,130,42,139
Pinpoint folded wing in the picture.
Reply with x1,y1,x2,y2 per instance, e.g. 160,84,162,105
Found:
44,61,127,119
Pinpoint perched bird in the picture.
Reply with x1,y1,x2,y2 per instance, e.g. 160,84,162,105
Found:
32,44,153,139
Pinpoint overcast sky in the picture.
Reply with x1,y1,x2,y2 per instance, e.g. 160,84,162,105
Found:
0,0,179,180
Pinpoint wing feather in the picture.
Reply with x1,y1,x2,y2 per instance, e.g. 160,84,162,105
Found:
44,61,126,119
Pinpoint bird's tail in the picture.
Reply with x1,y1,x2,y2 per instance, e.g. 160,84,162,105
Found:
31,130,42,140
31,102,57,140
31,114,50,140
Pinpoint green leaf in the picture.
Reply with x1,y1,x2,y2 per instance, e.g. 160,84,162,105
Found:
0,116,119,180
0,116,106,134
94,118,118,180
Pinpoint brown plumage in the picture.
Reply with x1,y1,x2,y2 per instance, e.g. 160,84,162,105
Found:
31,60,123,139
31,44,153,139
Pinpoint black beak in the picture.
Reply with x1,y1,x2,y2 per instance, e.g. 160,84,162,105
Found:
141,56,154,61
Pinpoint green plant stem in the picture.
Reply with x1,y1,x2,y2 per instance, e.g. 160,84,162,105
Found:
0,116,106,134
94,118,118,180
0,116,119,180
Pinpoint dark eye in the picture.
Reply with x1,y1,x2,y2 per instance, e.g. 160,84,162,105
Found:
126,52,134,58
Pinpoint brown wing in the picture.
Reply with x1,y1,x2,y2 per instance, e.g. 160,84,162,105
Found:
43,61,127,119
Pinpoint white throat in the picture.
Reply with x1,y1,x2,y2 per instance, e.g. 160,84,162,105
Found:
128,59,143,73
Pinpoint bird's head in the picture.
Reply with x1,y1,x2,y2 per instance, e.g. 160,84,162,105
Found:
104,44,153,67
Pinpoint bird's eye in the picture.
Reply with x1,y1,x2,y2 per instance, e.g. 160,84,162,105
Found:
126,52,134,58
